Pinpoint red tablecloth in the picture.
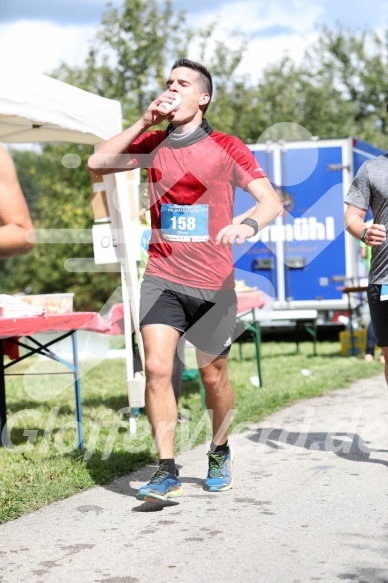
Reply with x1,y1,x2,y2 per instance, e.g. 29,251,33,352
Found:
0,312,111,338
236,290,265,313
107,304,126,335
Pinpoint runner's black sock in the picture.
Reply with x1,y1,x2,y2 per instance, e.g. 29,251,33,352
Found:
212,440,230,454
159,458,177,476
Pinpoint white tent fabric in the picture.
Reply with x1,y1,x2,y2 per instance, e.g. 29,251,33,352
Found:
0,60,143,425
0,60,122,144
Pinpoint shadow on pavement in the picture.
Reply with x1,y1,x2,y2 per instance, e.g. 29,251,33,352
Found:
247,428,388,468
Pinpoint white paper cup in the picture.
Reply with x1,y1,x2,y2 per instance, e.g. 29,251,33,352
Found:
159,93,182,113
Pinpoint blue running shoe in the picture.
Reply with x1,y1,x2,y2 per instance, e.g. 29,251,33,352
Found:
204,449,234,492
136,464,183,502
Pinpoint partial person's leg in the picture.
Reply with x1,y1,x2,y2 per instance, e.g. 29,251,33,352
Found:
367,284,388,383
171,349,185,405
365,320,376,362
171,347,186,422
380,347,388,384
197,351,235,492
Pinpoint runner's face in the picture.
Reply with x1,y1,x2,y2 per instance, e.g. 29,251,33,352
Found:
165,67,209,122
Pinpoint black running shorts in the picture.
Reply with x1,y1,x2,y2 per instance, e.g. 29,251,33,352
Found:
367,284,388,347
140,275,237,356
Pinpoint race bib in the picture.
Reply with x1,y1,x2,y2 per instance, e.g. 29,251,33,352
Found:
160,204,209,242
380,284,388,301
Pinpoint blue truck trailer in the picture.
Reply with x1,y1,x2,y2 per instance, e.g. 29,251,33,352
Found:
233,137,385,321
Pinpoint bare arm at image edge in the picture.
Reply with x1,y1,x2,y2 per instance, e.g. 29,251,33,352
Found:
0,145,34,258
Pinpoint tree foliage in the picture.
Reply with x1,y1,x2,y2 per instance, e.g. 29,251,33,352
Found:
302,26,388,146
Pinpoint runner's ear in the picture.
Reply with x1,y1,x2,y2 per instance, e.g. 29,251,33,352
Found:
199,93,210,107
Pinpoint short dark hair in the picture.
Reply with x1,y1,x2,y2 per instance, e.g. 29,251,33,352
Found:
171,59,213,113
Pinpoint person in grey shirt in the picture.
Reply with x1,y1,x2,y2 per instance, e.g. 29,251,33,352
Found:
344,139,388,382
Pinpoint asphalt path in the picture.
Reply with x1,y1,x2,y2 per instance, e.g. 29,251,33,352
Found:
1,374,388,583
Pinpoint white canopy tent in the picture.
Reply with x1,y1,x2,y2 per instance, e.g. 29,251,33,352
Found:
0,61,121,144
0,60,144,427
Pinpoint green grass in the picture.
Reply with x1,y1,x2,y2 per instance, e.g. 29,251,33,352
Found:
0,340,384,523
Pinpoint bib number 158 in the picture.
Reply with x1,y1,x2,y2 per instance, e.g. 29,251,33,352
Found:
171,216,196,231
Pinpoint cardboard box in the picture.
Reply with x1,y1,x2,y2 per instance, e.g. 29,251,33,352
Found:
90,170,110,220
91,190,110,220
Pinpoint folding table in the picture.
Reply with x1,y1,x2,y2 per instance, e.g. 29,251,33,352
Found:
234,290,266,387
0,312,111,449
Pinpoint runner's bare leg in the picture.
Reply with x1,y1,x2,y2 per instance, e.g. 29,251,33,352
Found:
141,324,181,458
197,351,234,446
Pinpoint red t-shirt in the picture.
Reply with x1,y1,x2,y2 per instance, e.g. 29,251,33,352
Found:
127,129,266,289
